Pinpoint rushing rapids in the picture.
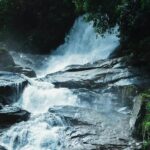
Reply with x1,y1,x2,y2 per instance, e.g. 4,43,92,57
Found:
0,17,144,150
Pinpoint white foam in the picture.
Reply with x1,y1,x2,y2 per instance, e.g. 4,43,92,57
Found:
43,16,119,75
19,85,77,114
0,114,65,150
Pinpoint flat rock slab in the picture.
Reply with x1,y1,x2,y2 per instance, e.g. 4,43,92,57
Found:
3,65,36,78
0,71,27,105
42,57,150,89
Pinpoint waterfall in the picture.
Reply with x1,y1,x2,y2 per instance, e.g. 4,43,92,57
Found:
0,17,132,150
11,16,119,76
20,85,78,114
12,16,120,115
43,16,119,75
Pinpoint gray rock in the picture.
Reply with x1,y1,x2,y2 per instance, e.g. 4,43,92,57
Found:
130,95,145,138
0,106,30,127
48,105,137,149
4,65,36,78
0,145,7,150
41,57,149,89
0,49,36,77
0,71,27,105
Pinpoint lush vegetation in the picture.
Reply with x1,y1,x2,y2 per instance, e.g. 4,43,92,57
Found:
0,0,149,62
73,0,150,65
133,91,150,149
141,91,150,150
0,0,76,53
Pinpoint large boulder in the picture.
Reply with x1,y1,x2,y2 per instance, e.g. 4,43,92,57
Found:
0,71,27,105
0,48,36,77
130,95,144,137
3,65,36,78
130,93,150,149
0,106,30,127
0,145,7,150
48,106,140,149
41,57,150,89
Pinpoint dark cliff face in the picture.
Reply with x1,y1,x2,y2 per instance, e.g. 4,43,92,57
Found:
0,0,76,54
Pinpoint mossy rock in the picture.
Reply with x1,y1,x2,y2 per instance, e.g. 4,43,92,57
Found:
143,141,150,150
138,90,150,150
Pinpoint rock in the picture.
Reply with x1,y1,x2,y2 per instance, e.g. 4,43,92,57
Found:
130,96,143,133
48,106,135,149
0,106,30,127
4,65,36,78
49,106,106,126
130,92,150,149
0,145,7,150
130,95,146,139
41,57,150,89
0,71,27,105
0,48,36,77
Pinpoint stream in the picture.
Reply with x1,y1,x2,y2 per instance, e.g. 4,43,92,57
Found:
0,17,142,150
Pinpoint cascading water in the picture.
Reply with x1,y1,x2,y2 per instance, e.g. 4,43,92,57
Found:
11,16,119,76
43,17,119,74
0,17,141,150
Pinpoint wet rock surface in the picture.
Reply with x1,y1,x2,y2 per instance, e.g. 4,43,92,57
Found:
27,57,145,149
0,145,7,150
0,56,145,150
0,49,36,77
0,49,36,105
48,105,140,149
0,71,27,105
3,65,36,78
0,106,30,127
42,57,150,89
10,51,48,76
130,96,144,136
36,57,148,149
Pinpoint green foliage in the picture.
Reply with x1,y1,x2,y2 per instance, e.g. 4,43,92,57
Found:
73,0,150,64
140,0,150,10
141,90,150,150
0,0,149,58
143,141,150,150
73,0,121,33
